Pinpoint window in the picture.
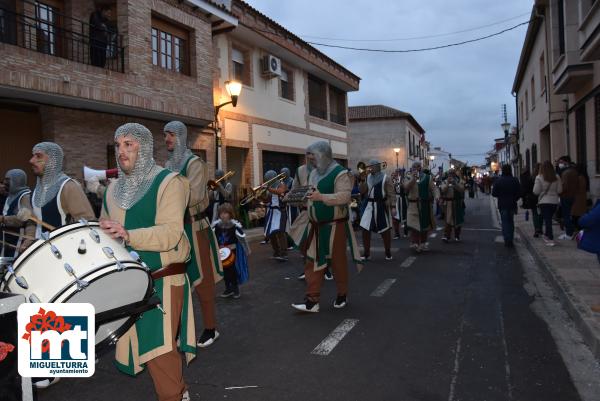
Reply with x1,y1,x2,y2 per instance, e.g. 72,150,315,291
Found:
520,101,524,128
151,17,189,74
531,76,535,108
308,74,327,119
280,67,294,101
329,85,347,125
525,148,531,172
596,95,600,173
531,143,538,167
231,47,251,86
576,105,587,165
539,52,546,94
36,1,62,56
558,0,565,56
525,91,529,120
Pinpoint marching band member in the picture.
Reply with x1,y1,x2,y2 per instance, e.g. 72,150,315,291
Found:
29,142,95,240
403,161,436,253
440,169,465,242
292,141,363,313
164,121,222,348
263,170,288,261
208,169,232,223
392,168,409,239
281,166,297,250
0,169,34,256
100,123,195,401
359,159,395,260
212,203,250,299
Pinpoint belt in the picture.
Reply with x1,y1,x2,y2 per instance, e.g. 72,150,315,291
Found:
151,263,187,280
303,217,349,258
184,211,208,224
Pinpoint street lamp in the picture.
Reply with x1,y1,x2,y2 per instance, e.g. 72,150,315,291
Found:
393,148,400,169
213,80,242,169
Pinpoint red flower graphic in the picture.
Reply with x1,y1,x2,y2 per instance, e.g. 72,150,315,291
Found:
0,342,15,362
22,307,72,353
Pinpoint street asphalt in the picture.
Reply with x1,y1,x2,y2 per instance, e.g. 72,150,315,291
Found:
38,194,583,401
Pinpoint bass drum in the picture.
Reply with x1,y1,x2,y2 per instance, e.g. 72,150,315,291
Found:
2,221,153,356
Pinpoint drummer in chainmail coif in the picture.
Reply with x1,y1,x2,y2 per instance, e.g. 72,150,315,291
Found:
291,141,363,313
164,120,223,349
359,159,395,261
100,122,196,401
29,142,95,239
0,169,35,256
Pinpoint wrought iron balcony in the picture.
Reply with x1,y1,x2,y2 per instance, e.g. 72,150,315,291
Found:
0,3,124,73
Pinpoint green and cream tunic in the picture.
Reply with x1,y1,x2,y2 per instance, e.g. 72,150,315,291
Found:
303,164,363,271
179,155,223,287
287,164,310,248
404,173,436,232
440,179,465,227
101,169,196,376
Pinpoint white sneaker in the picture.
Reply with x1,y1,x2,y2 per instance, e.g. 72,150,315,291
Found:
421,242,430,251
291,300,319,313
557,233,570,240
297,273,305,280
182,390,191,401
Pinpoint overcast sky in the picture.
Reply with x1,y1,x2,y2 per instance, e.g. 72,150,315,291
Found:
251,0,531,165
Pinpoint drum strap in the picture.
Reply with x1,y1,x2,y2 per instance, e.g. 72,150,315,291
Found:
184,211,208,224
151,263,187,280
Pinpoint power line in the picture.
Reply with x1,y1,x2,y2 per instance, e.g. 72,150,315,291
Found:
300,12,531,42
304,19,533,53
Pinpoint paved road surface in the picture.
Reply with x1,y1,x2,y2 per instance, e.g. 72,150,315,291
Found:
39,195,584,401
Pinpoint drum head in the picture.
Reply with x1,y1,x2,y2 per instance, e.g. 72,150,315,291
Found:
66,267,152,353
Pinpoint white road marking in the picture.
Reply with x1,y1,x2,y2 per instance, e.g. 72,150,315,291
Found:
497,302,514,400
437,227,443,231
370,279,396,297
225,386,259,390
447,318,466,401
429,233,438,238
311,319,359,356
400,256,417,268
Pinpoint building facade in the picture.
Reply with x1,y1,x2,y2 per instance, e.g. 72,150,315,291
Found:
348,105,427,173
0,0,236,184
212,0,360,191
513,0,600,199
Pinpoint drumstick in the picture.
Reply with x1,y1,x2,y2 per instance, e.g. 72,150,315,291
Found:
16,208,56,231
2,230,37,241
0,240,18,249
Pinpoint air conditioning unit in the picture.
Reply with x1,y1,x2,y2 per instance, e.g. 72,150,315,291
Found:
262,55,281,78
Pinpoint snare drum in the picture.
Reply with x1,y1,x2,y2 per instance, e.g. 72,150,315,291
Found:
1,221,153,356
219,246,235,268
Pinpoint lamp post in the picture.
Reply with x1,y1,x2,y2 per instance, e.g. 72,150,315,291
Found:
213,80,242,169
429,154,435,169
393,148,400,170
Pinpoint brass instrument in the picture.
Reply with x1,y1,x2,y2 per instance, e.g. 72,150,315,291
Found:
239,172,288,206
283,185,314,207
357,161,387,176
207,170,235,190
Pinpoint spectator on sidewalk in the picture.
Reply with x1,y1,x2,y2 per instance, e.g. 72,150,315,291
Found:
557,156,578,240
492,164,521,248
572,163,590,230
534,161,563,247
520,164,542,237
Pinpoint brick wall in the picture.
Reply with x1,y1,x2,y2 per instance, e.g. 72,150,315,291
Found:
0,0,214,123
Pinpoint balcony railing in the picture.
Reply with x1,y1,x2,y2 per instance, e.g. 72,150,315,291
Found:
329,112,346,126
309,105,327,120
0,4,124,73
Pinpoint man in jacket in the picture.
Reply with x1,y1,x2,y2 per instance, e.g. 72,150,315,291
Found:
492,164,521,247
558,156,578,239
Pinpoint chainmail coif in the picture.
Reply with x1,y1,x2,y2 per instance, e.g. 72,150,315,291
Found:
113,123,164,210
164,121,193,172
32,142,69,208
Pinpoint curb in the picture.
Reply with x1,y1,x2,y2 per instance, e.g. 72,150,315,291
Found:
516,225,600,361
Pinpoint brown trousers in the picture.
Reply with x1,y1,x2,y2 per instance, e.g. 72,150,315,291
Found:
194,227,217,330
362,228,392,256
146,285,186,401
444,224,461,239
305,222,349,302
409,229,429,244
270,231,288,257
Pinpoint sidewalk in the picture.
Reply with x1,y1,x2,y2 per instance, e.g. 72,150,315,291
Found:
511,204,600,361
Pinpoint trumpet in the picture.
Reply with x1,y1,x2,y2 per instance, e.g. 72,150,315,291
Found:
239,172,288,206
357,161,387,176
207,170,235,190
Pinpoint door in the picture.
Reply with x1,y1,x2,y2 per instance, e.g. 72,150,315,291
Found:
262,150,300,180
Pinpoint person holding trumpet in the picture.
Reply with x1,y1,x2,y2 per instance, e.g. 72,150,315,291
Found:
0,169,35,256
208,169,233,223
358,159,395,260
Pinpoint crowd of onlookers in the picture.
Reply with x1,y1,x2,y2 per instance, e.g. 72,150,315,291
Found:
491,156,600,264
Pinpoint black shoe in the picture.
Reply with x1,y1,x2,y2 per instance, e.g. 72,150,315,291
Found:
220,289,234,298
33,377,61,389
334,295,347,309
197,329,220,348
324,271,333,280
233,290,240,299
297,273,306,280
292,299,319,313
504,241,514,248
